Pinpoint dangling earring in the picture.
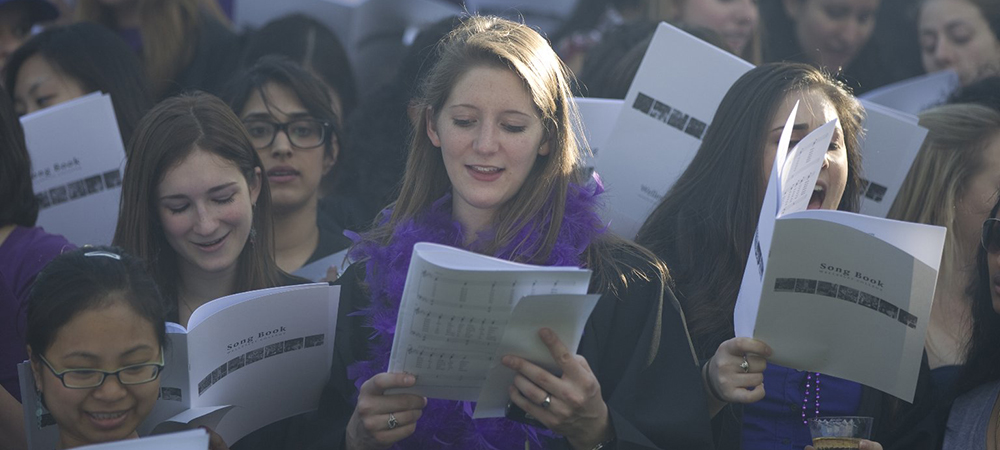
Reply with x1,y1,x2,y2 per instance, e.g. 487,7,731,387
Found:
249,226,257,247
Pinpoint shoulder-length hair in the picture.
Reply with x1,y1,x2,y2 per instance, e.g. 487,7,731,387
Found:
960,195,1000,394
4,22,152,145
112,92,282,312
635,62,865,358
225,55,342,197
75,0,206,98
0,89,36,228
361,15,585,265
889,104,1000,284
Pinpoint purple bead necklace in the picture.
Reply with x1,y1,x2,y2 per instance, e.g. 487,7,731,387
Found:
802,372,821,424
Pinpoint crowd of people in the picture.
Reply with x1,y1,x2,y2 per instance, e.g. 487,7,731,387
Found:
1,0,999,449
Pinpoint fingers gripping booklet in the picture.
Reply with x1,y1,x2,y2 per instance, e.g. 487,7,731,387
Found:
19,283,340,449
733,103,946,402
386,243,600,419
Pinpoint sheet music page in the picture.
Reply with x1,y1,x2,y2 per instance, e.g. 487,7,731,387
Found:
856,101,929,218
472,293,601,418
777,119,838,217
21,92,126,246
75,429,209,450
387,243,592,401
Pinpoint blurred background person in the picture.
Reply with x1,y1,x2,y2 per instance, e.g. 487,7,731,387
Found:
919,0,1000,86
0,0,56,70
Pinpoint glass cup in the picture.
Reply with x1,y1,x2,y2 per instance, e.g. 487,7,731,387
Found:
807,416,873,449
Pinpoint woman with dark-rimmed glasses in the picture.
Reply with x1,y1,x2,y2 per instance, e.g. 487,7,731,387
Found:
226,56,352,274
25,246,227,449
940,197,1000,449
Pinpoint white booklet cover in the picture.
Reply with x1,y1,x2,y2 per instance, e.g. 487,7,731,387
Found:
594,21,754,239
856,101,929,218
733,104,946,402
21,92,126,246
74,429,209,450
860,70,960,115
573,97,623,175
386,243,599,418
293,248,353,282
20,283,340,449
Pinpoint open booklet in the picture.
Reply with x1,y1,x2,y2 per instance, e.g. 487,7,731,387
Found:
22,91,126,246
856,100,929,218
860,70,959,115
19,283,340,449
74,429,208,450
733,103,946,402
386,243,600,419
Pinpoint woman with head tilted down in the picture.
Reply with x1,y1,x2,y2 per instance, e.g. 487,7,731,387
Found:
636,63,932,450
311,15,714,450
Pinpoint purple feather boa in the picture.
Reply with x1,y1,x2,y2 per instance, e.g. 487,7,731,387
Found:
346,180,606,449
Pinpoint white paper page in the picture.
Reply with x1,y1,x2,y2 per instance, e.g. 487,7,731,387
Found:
151,405,235,436
783,210,946,271
752,217,941,402
139,333,192,436
74,429,208,450
573,97,623,173
22,92,126,246
733,103,799,338
860,70,959,115
185,284,340,444
856,101,929,218
472,293,601,418
18,362,58,450
388,244,592,401
777,119,838,217
293,248,352,281
187,283,323,330
595,22,754,238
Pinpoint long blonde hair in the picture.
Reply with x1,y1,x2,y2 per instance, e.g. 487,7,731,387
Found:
76,0,226,97
889,103,1000,278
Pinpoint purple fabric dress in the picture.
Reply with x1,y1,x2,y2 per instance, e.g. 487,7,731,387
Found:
0,226,73,401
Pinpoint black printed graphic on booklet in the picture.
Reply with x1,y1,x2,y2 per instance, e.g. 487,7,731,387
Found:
160,387,182,401
773,278,917,329
264,342,283,358
228,355,245,374
283,338,304,352
304,334,325,348
85,175,104,194
67,180,87,200
245,348,264,365
103,169,121,188
48,186,68,205
37,169,123,210
632,91,709,140
860,179,888,202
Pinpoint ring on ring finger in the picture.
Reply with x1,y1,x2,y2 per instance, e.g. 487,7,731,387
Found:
740,354,750,373
540,394,551,408
387,413,398,430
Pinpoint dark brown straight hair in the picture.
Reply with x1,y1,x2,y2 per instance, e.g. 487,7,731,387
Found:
113,92,283,317
635,62,865,359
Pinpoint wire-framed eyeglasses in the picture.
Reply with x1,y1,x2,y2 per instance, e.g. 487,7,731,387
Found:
38,350,164,389
242,119,330,150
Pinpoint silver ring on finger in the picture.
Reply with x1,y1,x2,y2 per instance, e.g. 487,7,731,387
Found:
387,412,398,430
540,394,551,408
740,354,750,373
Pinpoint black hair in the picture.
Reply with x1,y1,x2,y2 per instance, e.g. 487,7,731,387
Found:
959,194,1000,394
947,75,1000,112
0,85,36,228
225,55,341,196
551,0,646,45
3,22,153,145
25,246,167,357
241,14,357,120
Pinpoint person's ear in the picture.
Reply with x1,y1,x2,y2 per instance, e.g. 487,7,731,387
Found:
26,346,43,392
426,108,442,147
783,0,802,20
538,140,551,156
322,139,338,176
249,167,262,205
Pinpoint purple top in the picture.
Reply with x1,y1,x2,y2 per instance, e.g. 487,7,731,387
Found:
0,226,73,401
741,364,864,450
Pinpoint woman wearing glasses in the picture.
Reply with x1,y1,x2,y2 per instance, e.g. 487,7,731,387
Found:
226,56,351,274
940,197,1000,449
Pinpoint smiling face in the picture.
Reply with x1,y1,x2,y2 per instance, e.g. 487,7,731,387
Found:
426,65,549,235
920,0,1000,86
240,82,335,215
784,0,880,71
30,297,161,449
156,148,261,279
13,54,87,116
680,0,759,56
762,88,849,210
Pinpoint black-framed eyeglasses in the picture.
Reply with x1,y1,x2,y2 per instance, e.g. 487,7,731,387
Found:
242,119,330,150
38,350,164,389
982,218,1000,253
